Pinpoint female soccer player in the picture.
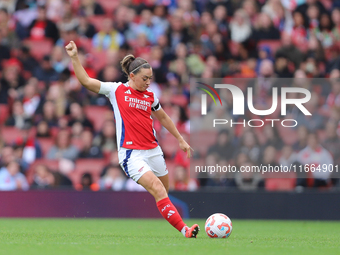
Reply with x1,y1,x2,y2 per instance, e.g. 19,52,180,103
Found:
65,41,199,238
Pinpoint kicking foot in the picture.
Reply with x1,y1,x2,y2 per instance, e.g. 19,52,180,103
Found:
185,224,200,238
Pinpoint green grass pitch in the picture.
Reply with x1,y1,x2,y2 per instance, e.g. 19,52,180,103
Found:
0,219,339,255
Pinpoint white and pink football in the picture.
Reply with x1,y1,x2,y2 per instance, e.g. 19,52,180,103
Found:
205,213,233,238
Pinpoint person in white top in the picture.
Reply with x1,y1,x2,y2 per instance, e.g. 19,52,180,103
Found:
297,133,334,187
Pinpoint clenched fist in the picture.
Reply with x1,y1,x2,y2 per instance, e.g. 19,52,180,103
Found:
65,41,78,58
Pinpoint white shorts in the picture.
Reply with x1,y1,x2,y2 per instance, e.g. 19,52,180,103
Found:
118,146,168,182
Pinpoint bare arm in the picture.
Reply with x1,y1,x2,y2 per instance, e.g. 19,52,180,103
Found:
65,41,101,93
152,108,192,158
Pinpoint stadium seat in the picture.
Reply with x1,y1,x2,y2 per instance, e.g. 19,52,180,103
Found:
71,137,83,150
50,127,59,138
161,132,179,158
190,130,218,156
96,0,120,14
37,138,55,157
257,40,282,55
1,127,23,144
265,178,296,191
171,95,188,107
68,159,107,186
84,105,111,131
277,125,297,145
0,104,9,125
90,50,108,72
88,15,106,32
78,37,93,53
22,39,54,61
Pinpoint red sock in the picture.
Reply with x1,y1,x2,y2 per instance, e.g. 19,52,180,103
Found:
156,197,186,232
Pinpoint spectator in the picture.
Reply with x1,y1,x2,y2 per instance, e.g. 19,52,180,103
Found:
173,165,198,191
76,11,96,38
279,145,298,167
292,92,325,132
78,130,103,158
5,100,32,129
22,79,41,118
68,102,94,131
0,58,25,104
31,164,55,189
205,159,236,189
166,11,191,51
0,25,11,64
93,120,117,153
76,172,100,191
275,32,304,69
291,11,308,51
79,0,105,16
251,12,281,41
235,161,264,191
322,121,340,170
16,45,40,74
47,129,79,161
297,133,333,187
230,9,252,43
33,55,60,84
261,124,284,150
237,131,261,164
99,164,126,191
207,129,234,161
50,45,70,73
0,161,29,191
92,18,124,51
13,125,42,165
262,0,294,33
133,9,165,45
295,0,327,24
293,125,309,151
35,100,59,127
27,4,59,43
213,5,228,36
261,145,279,166
36,120,51,138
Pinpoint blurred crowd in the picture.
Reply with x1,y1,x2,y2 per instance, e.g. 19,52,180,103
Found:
0,0,340,192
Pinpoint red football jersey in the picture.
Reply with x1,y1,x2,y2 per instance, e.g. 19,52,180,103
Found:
99,82,161,150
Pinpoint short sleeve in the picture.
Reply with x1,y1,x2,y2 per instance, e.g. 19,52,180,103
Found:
99,82,120,97
151,91,162,111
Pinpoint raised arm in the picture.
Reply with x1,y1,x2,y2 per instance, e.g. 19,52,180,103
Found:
65,41,101,93
152,108,193,158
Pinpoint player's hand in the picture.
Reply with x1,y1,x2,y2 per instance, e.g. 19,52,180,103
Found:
179,138,194,158
65,41,78,58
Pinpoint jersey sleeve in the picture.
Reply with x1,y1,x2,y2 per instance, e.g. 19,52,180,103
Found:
151,91,162,111
98,82,120,97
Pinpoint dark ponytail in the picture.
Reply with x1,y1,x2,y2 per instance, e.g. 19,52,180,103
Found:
120,54,150,79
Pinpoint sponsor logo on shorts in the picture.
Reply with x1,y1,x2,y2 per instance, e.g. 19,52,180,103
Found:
138,166,144,173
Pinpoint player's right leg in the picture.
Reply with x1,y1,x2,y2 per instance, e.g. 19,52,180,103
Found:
137,171,199,238
119,148,199,238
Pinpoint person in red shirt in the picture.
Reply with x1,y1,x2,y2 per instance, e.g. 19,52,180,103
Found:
65,41,199,238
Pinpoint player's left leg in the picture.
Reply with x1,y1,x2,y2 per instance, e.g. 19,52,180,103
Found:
158,174,169,193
